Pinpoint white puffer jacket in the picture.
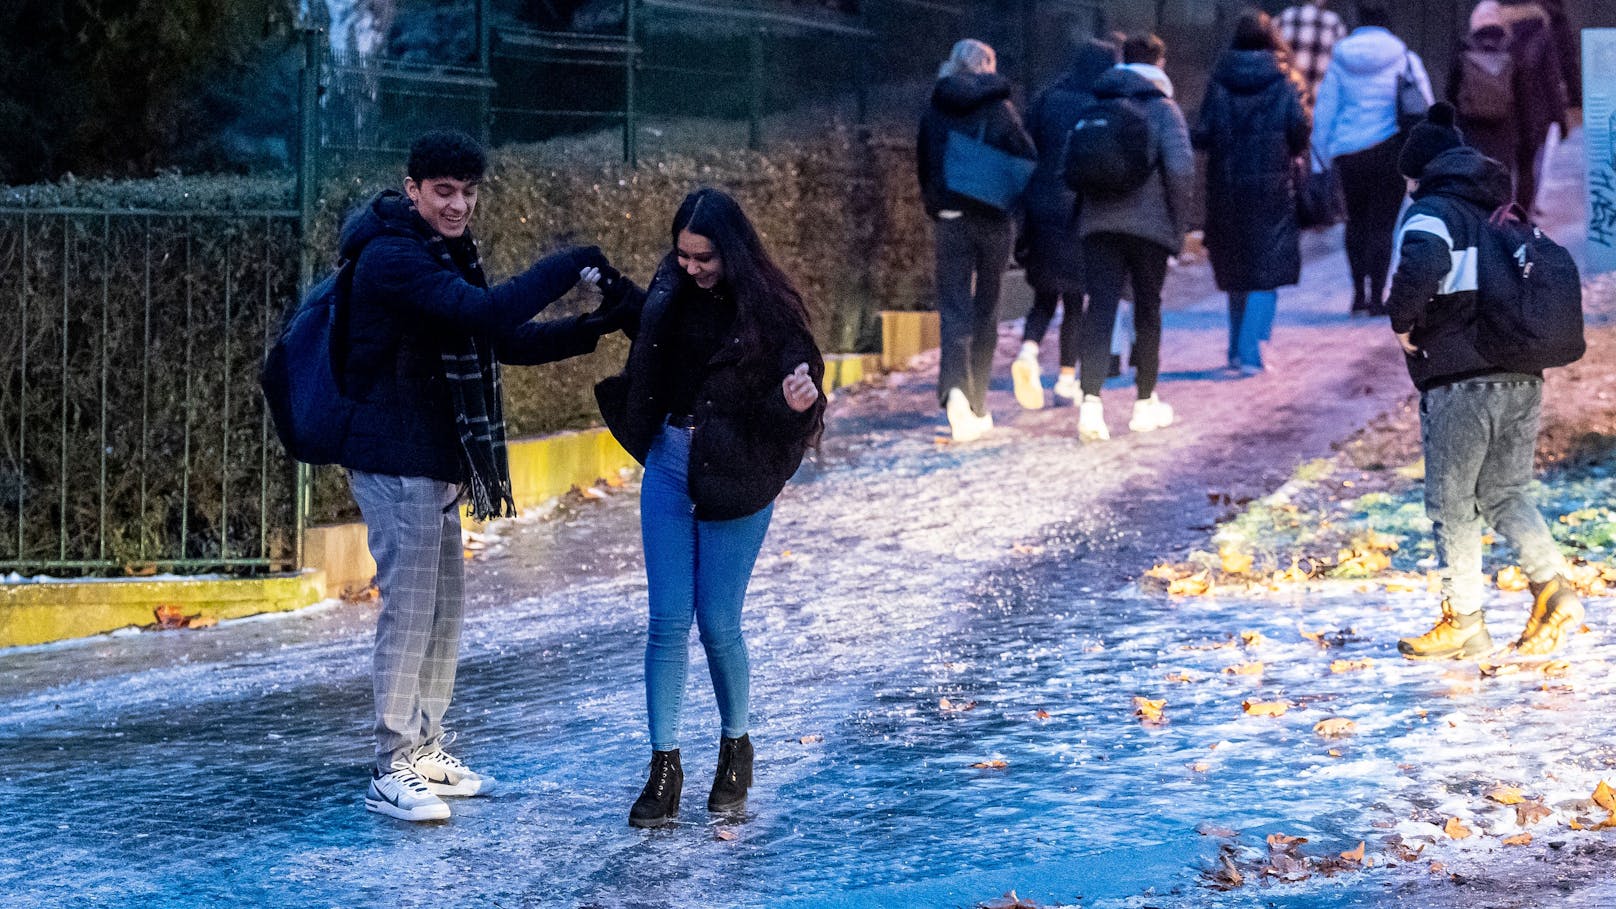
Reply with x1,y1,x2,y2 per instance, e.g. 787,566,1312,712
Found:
1312,26,1434,161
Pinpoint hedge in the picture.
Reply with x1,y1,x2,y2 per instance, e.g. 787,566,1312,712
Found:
0,126,934,568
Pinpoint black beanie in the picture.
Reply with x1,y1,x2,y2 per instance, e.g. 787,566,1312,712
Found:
1398,102,1465,179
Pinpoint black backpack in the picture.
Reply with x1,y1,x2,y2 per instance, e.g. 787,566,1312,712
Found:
1472,204,1584,372
260,259,358,465
1063,95,1155,196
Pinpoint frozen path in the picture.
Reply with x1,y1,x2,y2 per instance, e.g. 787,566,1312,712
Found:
5,137,1609,908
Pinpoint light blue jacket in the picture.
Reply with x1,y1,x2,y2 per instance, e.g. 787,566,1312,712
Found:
1311,26,1433,161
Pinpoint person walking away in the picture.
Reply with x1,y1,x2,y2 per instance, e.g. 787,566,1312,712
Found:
1311,3,1433,316
1278,0,1348,104
1013,37,1121,410
338,129,619,821
1447,3,1523,195
1069,34,1195,441
586,188,827,828
917,39,1037,441
1386,104,1583,660
1193,9,1311,375
1496,0,1570,215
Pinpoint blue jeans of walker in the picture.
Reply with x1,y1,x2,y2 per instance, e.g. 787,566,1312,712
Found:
1227,290,1276,369
641,424,773,752
1421,375,1568,616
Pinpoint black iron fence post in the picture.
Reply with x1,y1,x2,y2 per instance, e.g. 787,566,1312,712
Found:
294,25,324,572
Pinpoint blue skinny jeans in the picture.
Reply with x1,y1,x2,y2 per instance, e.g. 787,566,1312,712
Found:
1227,290,1276,369
640,423,773,752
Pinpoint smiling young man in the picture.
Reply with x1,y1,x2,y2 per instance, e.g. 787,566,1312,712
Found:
336,129,621,821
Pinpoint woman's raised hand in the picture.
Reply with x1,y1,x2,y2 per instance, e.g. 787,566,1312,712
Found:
578,266,603,287
782,363,819,413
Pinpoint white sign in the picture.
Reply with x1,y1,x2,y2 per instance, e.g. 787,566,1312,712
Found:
1586,29,1616,273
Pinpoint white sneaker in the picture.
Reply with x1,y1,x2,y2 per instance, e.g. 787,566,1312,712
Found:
976,410,994,436
412,738,496,797
1052,374,1079,407
367,760,451,821
1078,395,1109,441
946,387,985,442
1011,348,1044,410
1129,393,1175,433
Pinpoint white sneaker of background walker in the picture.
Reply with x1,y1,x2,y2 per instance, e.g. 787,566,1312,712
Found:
946,387,986,442
367,760,452,821
1011,346,1045,410
412,738,496,797
1129,393,1175,433
1078,395,1109,441
1052,374,1080,407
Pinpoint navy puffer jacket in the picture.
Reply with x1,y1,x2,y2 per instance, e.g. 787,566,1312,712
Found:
337,190,608,481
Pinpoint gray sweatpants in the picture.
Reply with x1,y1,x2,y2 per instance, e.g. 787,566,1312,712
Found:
1420,375,1567,616
348,470,465,771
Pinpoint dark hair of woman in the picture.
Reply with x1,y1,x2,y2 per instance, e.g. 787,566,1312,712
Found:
1357,3,1392,30
670,187,823,439
1231,8,1284,52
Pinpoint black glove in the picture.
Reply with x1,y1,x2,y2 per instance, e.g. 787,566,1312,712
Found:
583,265,636,335
570,244,609,271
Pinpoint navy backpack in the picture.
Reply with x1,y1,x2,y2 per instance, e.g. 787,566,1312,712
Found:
261,259,358,465
1473,204,1584,373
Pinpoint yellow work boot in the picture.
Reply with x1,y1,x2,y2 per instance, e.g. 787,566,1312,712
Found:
1516,576,1584,657
1397,603,1493,661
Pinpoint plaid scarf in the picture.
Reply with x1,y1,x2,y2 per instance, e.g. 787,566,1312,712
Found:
427,232,515,521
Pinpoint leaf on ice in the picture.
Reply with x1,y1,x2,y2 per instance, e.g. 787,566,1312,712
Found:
1219,547,1254,575
1516,800,1552,826
1339,842,1365,863
1145,562,1185,581
1133,697,1167,725
1169,571,1213,596
1382,576,1423,593
972,759,1009,770
1542,659,1572,677
940,697,978,713
799,734,824,744
1165,671,1199,683
1593,781,1616,812
976,891,1041,909
1190,761,1211,773
340,581,380,604
1494,565,1530,591
715,828,737,841
1242,700,1289,717
1331,658,1374,673
1034,709,1051,720
1240,630,1267,648
1443,817,1473,840
1501,832,1533,846
1224,661,1264,676
1328,749,1343,757
1266,833,1308,848
1313,718,1357,738
1487,786,1525,806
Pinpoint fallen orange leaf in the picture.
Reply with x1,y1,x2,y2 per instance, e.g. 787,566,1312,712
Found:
1240,630,1267,648
1243,700,1289,718
1313,717,1357,738
1444,817,1473,840
1331,658,1374,673
1169,571,1213,596
1267,833,1308,848
1501,832,1533,846
1516,800,1552,826
972,759,1009,770
1494,565,1530,591
1340,842,1365,862
1133,697,1167,724
1220,548,1254,574
1593,781,1616,812
1224,661,1264,676
1487,786,1525,806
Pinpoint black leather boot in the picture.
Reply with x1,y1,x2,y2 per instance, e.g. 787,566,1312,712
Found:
707,734,753,813
629,749,682,828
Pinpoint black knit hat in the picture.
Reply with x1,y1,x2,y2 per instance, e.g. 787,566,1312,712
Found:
1398,102,1465,179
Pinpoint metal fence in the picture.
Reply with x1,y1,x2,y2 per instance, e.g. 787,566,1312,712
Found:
0,209,303,574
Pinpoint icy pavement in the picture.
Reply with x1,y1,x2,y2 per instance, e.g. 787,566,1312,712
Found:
6,139,1612,908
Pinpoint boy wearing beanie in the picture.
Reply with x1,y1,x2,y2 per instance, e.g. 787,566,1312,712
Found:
1387,102,1582,661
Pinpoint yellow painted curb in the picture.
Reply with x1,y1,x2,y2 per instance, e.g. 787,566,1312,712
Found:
880,310,940,371
0,571,326,649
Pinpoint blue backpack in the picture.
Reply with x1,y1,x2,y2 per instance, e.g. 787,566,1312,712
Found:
260,259,358,465
1473,204,1584,373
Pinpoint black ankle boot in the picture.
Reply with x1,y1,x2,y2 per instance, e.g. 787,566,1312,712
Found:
629,749,682,828
707,734,753,813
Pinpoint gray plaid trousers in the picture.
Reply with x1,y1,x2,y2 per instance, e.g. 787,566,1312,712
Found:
349,470,465,771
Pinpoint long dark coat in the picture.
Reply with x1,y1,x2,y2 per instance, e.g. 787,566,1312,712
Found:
1192,50,1310,293
1020,39,1120,294
915,72,1036,220
594,257,826,522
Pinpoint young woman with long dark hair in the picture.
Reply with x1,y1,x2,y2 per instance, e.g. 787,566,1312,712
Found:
585,187,826,828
